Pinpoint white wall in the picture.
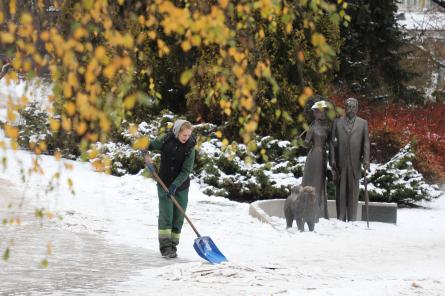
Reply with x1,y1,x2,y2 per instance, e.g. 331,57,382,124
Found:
398,0,433,11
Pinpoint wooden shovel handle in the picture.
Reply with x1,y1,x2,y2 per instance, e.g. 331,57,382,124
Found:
145,155,201,237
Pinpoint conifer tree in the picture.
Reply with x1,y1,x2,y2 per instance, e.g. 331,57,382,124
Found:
337,0,416,100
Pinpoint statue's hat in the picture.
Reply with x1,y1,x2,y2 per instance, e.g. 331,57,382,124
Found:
311,100,329,110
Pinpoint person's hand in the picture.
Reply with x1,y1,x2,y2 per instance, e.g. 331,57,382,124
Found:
146,162,156,173
363,162,369,172
168,184,177,196
332,170,337,182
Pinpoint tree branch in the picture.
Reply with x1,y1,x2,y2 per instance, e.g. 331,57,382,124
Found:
0,63,11,81
431,0,445,10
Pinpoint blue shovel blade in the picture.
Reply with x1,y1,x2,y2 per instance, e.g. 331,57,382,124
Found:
193,236,228,264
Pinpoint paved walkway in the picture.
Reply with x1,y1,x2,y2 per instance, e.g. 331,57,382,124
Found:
0,178,185,296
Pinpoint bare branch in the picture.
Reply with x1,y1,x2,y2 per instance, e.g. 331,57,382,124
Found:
431,0,445,10
0,63,11,81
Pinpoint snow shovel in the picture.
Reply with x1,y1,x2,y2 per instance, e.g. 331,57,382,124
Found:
146,156,228,264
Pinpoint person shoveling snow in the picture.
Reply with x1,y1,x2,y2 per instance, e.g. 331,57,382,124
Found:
145,119,196,259
145,119,227,264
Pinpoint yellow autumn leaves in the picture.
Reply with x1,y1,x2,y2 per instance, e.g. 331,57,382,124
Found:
0,0,348,164
146,0,344,143
0,1,135,166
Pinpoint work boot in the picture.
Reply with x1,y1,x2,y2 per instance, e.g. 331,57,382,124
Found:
167,249,177,258
169,242,178,258
160,247,172,258
159,237,172,258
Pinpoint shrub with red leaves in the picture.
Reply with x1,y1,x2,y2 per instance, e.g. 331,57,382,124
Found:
330,95,445,182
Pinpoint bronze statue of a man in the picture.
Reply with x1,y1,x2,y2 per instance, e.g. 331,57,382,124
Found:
330,98,370,221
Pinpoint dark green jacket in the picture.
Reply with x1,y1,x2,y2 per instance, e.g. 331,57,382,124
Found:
148,132,195,191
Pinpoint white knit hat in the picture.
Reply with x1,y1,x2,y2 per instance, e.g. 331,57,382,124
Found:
172,119,190,138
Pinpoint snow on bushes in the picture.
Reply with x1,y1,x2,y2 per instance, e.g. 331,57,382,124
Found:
14,102,81,159
362,144,442,206
16,102,51,150
92,142,145,176
197,137,304,202
91,112,179,176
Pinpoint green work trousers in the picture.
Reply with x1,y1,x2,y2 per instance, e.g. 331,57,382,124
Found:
157,185,189,254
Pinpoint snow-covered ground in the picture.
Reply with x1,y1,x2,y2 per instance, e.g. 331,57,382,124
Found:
398,10,445,30
0,79,52,113
0,146,444,295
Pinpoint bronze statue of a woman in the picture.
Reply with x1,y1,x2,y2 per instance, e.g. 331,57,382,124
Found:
301,99,331,221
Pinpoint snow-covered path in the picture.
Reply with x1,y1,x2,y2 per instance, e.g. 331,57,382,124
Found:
0,174,188,296
0,149,444,295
